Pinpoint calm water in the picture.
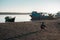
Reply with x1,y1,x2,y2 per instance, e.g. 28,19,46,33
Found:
0,15,31,23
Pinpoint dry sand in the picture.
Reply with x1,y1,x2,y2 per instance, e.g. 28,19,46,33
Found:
0,20,60,40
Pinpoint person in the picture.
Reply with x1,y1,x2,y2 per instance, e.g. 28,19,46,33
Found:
40,22,47,31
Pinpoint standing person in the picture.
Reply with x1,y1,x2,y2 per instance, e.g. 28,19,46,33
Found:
40,22,47,31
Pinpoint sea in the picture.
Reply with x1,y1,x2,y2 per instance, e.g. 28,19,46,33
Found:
0,15,31,23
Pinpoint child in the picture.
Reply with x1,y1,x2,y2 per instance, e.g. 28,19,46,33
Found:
40,22,47,31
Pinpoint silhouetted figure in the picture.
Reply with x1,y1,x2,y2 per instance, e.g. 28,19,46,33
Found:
40,22,47,31
5,16,9,22
5,16,15,22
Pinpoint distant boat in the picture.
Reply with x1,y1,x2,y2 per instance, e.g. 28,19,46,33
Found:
5,16,15,22
30,11,54,20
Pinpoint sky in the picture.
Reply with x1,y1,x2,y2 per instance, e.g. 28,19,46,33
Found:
0,0,60,14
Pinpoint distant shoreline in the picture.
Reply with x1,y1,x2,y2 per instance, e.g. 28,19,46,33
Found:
0,12,31,15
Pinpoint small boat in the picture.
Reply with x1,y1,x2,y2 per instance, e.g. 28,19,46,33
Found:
30,11,54,21
5,16,15,22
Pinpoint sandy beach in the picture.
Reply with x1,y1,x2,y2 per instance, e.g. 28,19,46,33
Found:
0,20,60,40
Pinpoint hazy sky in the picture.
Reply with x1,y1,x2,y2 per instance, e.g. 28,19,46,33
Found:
0,0,60,13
